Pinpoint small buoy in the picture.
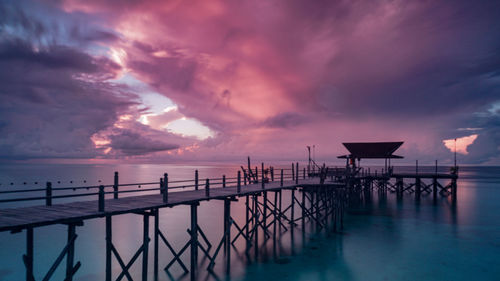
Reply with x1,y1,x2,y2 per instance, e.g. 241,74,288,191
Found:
23,182,26,185
35,182,38,184
10,183,13,185
70,181,73,183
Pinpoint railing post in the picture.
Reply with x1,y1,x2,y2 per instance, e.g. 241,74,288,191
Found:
295,162,299,184
195,170,199,190
237,171,241,193
291,163,295,182
261,162,265,189
303,167,306,179
205,179,210,197
280,169,283,187
243,170,247,185
163,173,168,203
113,171,119,199
271,167,274,181
99,185,105,212
255,166,258,183
46,181,52,206
223,175,226,188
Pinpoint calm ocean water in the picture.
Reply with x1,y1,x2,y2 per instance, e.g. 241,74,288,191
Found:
0,164,499,280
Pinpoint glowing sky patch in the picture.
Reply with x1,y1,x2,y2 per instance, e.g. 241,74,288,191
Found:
166,118,214,140
443,134,479,155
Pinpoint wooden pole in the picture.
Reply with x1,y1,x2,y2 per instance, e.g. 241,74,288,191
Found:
105,216,112,281
270,167,274,182
223,175,226,188
291,163,295,182
205,179,210,197
195,170,199,190
142,214,149,281
280,169,283,187
65,224,75,281
25,227,34,281
154,210,159,281
223,199,231,273
190,204,198,281
261,162,265,189
237,171,241,193
98,185,104,212
163,173,168,203
113,172,119,199
295,162,299,184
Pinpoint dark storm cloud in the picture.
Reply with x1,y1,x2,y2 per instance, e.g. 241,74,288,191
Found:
108,130,179,155
0,39,135,159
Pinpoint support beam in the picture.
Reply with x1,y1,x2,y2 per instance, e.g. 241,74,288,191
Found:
190,203,198,281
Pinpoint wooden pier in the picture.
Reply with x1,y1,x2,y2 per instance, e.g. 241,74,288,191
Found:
0,145,459,280
0,163,346,281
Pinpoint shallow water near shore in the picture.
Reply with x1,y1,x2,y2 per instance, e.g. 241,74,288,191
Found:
0,164,499,280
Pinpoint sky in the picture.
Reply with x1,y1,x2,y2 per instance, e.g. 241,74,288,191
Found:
0,0,499,165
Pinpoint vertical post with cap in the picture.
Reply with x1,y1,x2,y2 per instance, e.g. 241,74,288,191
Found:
261,162,265,189
195,170,199,190
205,179,210,197
163,173,168,203
99,185,105,212
46,181,52,206
237,171,241,193
223,175,226,188
280,169,284,187
295,162,299,184
113,171,119,199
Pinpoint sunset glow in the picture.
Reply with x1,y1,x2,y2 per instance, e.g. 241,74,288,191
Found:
0,0,499,164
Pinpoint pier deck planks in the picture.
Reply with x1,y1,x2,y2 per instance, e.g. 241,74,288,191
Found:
0,178,325,232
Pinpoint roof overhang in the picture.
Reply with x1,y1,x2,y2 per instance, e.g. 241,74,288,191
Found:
337,141,404,159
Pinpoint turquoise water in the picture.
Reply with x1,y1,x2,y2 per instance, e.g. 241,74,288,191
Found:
0,164,499,280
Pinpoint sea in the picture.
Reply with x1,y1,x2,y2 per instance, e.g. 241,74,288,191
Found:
0,163,498,281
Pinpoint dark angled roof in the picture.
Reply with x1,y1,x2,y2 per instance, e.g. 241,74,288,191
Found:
337,142,404,159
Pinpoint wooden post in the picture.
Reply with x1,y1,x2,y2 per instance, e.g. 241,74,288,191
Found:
255,166,258,183
66,224,75,281
303,167,306,179
190,204,198,281
163,173,168,203
261,162,265,189
98,185,104,212
205,179,210,197
46,181,52,206
142,214,149,281
291,163,295,182
26,227,34,281
270,167,274,181
223,175,226,188
105,216,112,281
295,162,299,184
237,171,241,193
154,210,159,281
280,169,283,187
195,170,199,190
113,172,119,199
243,170,247,185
